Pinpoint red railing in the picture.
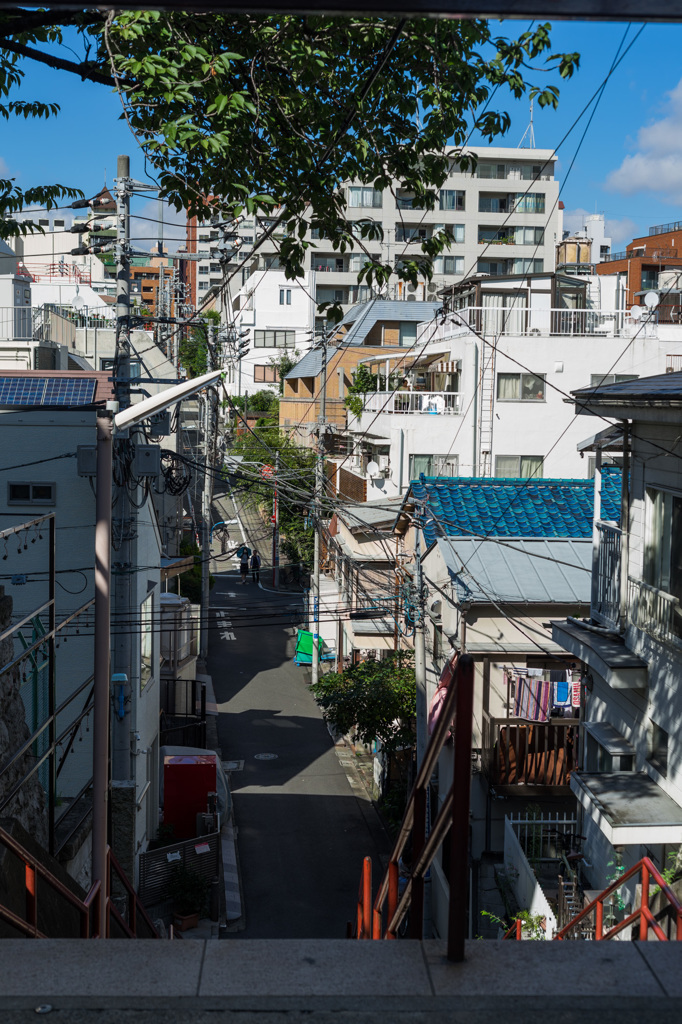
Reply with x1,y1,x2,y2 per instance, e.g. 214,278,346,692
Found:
353,653,475,961
503,856,682,942
0,822,161,939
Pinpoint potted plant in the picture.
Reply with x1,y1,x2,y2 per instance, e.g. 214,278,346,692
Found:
169,864,209,932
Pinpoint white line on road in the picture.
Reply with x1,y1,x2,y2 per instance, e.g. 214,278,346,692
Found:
220,630,236,640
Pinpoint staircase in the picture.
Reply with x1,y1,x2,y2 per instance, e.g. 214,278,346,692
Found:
505,856,682,942
0,821,161,939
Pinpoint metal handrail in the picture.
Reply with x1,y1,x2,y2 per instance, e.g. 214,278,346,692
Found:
354,653,474,961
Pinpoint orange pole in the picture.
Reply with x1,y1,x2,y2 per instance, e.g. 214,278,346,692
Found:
640,862,650,942
386,860,399,939
516,918,522,940
595,898,603,940
25,864,36,936
372,907,382,940
362,857,372,940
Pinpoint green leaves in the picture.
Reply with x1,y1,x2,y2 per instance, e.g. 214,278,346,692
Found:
310,651,416,754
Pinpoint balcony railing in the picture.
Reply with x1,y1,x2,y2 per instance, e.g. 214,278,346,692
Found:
592,521,622,628
443,306,627,339
359,390,461,416
628,576,682,646
487,718,579,788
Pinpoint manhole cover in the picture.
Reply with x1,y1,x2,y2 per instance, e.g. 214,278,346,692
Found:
254,753,278,761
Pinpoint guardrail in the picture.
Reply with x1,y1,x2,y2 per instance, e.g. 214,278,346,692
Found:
359,390,461,415
352,653,474,961
628,576,682,646
593,521,621,628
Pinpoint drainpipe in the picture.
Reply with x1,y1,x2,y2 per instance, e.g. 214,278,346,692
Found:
619,421,630,628
470,340,478,476
398,428,404,493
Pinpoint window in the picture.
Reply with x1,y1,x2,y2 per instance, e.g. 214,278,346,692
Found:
450,224,465,243
279,288,292,305
140,593,153,693
649,722,669,777
254,364,279,383
254,329,296,348
495,455,543,479
100,358,141,379
409,454,459,478
348,186,382,208
198,267,209,274
589,373,639,387
210,263,221,272
8,482,55,505
395,225,428,243
396,195,415,209
477,163,507,179
399,322,417,346
496,372,546,401
511,192,545,214
644,489,682,637
520,164,545,181
479,226,545,246
511,259,544,274
198,233,209,242
477,260,509,276
478,194,509,214
433,256,464,275
348,254,368,272
198,282,209,290
439,190,465,211
432,622,444,660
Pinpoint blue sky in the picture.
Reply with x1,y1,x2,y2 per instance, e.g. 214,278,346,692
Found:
3,19,682,249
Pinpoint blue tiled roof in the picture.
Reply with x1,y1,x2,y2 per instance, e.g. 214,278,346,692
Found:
410,467,621,547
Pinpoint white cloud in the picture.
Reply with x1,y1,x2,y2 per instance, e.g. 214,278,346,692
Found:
605,80,682,203
0,157,9,177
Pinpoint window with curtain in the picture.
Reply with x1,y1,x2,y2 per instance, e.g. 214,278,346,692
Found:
439,190,465,211
348,186,382,208
511,192,545,214
399,322,417,346
496,372,545,401
495,455,543,478
409,454,458,478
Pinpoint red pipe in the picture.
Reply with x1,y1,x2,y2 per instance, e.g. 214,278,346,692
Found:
386,860,399,939
362,856,372,939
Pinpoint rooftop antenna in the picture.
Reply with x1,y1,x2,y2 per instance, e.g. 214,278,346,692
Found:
518,98,536,149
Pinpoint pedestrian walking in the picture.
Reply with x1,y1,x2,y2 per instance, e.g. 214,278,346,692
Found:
220,525,230,555
250,549,262,584
240,549,249,584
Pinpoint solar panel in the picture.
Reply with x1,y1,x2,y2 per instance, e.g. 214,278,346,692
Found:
0,377,97,407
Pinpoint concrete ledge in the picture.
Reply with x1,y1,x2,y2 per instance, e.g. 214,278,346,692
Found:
0,938,678,1013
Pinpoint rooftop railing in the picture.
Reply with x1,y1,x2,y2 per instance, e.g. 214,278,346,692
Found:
359,390,461,416
443,306,627,339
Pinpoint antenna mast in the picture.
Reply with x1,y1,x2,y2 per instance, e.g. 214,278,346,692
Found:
518,98,536,149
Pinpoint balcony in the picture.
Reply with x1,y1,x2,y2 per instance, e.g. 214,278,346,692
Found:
592,521,621,629
444,306,627,339
628,576,682,647
358,391,461,416
486,717,579,790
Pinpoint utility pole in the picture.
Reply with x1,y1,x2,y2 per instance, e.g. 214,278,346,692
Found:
414,509,427,770
200,322,214,661
272,450,279,588
311,336,328,690
112,155,133,788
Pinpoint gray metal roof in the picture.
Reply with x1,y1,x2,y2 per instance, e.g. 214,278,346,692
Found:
573,371,682,404
434,536,592,605
285,346,339,379
337,496,403,531
333,298,441,346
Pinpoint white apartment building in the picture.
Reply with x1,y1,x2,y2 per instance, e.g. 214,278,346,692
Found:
552,373,682,899
342,270,682,500
186,147,560,316
224,268,316,395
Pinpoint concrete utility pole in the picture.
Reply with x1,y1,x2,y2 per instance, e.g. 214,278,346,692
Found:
112,155,134,788
272,449,279,588
414,510,427,771
200,323,215,661
311,338,328,690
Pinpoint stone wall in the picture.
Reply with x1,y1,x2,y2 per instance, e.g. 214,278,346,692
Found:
0,586,48,848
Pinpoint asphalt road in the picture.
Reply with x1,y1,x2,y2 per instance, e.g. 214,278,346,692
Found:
207,485,390,939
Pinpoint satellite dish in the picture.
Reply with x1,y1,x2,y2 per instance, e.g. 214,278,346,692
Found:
366,460,380,478
644,291,660,309
72,293,86,311
630,304,643,321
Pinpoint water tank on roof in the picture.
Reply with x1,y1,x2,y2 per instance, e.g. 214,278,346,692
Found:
658,270,682,292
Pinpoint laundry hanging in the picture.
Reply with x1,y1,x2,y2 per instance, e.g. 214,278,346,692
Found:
513,675,551,722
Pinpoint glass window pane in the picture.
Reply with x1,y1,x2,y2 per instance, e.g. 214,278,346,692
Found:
521,374,545,400
495,457,519,478
410,455,432,478
520,456,543,479
497,374,519,400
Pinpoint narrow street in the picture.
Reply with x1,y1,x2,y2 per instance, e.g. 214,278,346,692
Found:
207,482,391,939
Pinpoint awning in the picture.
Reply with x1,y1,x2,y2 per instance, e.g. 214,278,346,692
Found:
584,721,635,756
160,555,195,582
431,360,461,374
571,771,682,845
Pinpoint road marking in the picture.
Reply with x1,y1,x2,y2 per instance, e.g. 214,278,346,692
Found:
254,753,278,761
220,630,236,640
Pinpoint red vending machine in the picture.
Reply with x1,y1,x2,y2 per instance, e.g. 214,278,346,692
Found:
163,752,217,839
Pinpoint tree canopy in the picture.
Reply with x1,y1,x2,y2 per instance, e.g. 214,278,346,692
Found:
0,14,578,313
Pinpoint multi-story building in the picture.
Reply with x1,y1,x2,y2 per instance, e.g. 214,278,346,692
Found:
597,220,682,313
342,270,682,500
185,148,561,314
552,372,682,899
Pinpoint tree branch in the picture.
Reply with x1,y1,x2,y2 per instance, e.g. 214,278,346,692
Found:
0,9,95,38
0,37,131,88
